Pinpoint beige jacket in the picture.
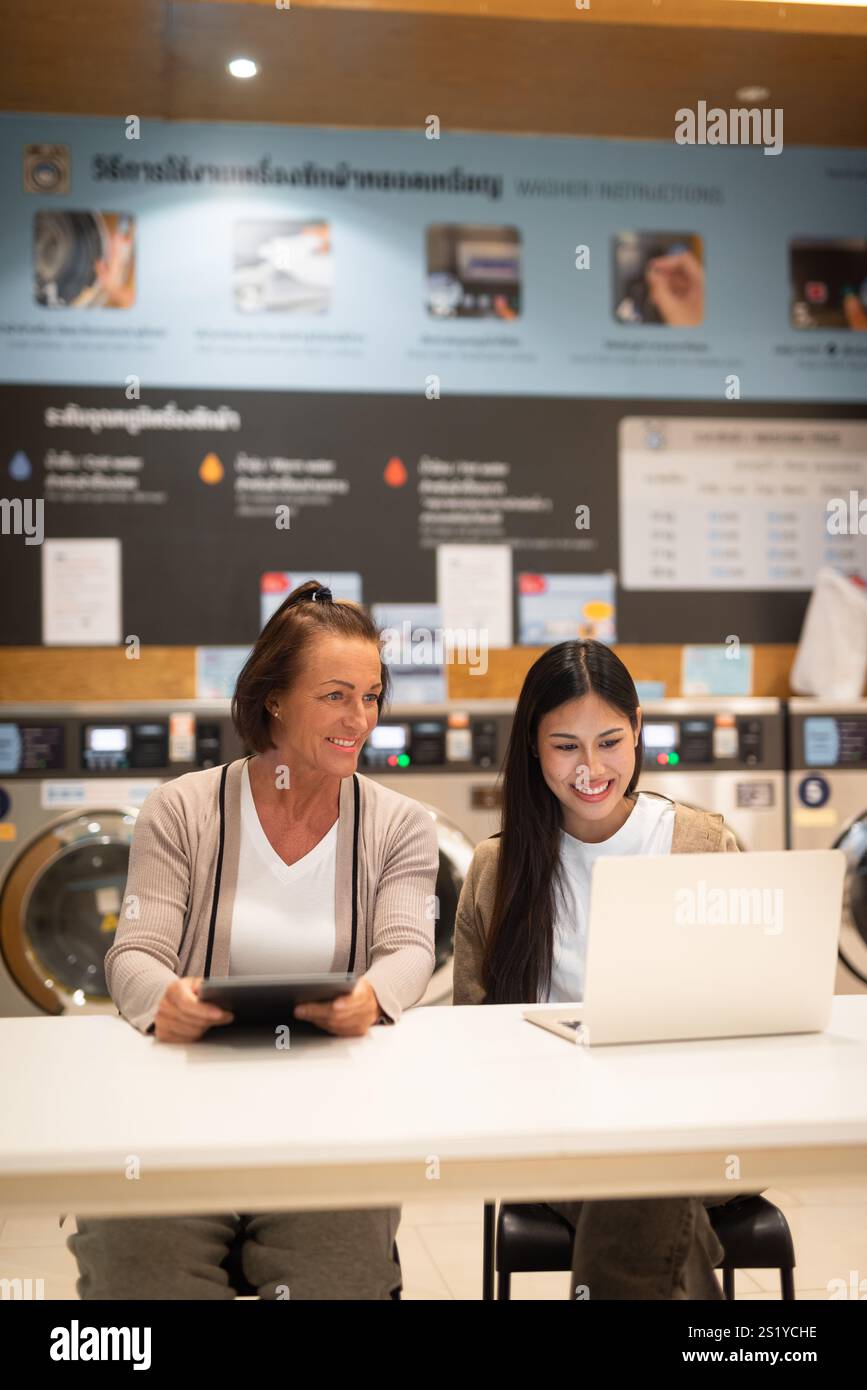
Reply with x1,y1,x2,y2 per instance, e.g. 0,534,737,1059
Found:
453,796,739,1006
105,759,439,1034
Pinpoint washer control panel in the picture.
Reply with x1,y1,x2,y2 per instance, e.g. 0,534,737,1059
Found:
0,710,242,778
789,711,867,771
361,712,507,772
642,714,778,770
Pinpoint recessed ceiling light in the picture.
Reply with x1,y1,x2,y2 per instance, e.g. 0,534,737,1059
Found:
228,58,258,80
735,85,771,102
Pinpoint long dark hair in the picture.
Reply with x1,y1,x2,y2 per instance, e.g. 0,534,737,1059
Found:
482,641,643,1005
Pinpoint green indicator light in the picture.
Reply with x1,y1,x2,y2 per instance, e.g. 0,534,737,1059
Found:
669,752,680,765
397,753,411,767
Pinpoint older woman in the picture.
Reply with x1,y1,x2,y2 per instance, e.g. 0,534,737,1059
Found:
68,580,439,1300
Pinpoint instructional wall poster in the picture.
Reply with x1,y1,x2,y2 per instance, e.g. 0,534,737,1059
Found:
1,115,866,401
2,385,866,648
1,115,866,651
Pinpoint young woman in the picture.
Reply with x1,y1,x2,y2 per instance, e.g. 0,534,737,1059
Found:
68,581,439,1300
453,639,739,1300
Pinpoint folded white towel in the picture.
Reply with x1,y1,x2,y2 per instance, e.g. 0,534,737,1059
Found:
791,567,867,699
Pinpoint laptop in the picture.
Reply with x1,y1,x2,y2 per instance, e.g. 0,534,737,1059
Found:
524,850,845,1047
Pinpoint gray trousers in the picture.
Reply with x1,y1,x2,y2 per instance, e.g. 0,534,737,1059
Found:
68,1207,402,1301
547,1196,727,1300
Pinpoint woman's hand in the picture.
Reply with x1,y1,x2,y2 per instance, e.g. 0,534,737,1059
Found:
294,978,382,1036
843,291,867,331
152,976,234,1044
93,224,135,308
646,249,704,327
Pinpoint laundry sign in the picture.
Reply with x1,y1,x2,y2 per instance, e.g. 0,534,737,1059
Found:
40,780,158,809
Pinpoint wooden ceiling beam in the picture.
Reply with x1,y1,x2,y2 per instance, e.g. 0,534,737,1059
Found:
3,1,866,144
186,0,867,39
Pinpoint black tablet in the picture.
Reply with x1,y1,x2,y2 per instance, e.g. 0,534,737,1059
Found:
199,973,356,1026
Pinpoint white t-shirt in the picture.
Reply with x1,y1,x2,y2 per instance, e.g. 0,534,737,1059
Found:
547,792,675,1004
228,761,338,976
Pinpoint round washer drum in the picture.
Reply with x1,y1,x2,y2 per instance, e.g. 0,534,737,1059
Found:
33,210,109,306
418,803,475,1006
836,815,867,987
0,799,476,1016
0,808,137,1015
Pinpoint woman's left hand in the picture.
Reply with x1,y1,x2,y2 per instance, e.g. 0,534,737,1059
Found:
294,978,382,1036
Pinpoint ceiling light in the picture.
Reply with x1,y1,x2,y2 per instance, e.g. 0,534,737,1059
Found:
735,86,771,102
228,58,258,80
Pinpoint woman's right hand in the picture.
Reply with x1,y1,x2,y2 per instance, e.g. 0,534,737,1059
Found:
646,249,704,327
153,976,234,1043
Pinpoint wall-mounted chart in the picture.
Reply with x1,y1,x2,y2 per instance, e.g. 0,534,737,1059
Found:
619,418,867,591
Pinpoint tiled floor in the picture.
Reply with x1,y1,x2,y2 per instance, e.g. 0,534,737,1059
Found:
2,1183,865,1300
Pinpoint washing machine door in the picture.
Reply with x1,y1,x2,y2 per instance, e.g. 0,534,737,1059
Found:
0,808,137,1015
836,815,867,987
416,803,476,1006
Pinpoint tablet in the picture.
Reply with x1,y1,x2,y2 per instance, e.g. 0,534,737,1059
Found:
199,972,356,1026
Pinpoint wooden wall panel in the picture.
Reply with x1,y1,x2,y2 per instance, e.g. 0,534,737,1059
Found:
0,648,197,702
447,644,808,700
0,643,820,703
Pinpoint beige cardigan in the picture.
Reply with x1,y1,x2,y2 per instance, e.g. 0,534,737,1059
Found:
105,759,439,1034
453,796,739,1006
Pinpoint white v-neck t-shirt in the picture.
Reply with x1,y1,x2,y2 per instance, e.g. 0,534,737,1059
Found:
228,761,338,976
547,792,675,1004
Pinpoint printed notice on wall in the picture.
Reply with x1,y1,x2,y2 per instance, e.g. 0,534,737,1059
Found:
42,538,122,645
682,644,754,696
260,571,362,629
196,647,252,700
619,418,867,591
436,544,513,648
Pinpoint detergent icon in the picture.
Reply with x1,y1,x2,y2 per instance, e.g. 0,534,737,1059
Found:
9,451,32,481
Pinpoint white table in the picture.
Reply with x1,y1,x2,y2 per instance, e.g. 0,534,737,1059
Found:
1,1000,866,1218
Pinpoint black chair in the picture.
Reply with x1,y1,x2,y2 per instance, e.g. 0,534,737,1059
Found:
221,1225,258,1297
483,1196,796,1301
221,1220,403,1299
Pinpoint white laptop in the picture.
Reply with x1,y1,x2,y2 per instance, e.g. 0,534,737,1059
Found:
524,850,845,1047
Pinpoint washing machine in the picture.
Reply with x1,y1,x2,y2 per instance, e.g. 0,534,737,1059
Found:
360,701,515,846
366,699,789,849
787,699,867,996
0,703,243,1017
0,701,481,1015
637,698,787,851
363,698,788,996
360,702,515,1004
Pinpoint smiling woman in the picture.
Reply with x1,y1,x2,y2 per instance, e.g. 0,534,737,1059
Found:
452,638,742,1301
67,578,440,1301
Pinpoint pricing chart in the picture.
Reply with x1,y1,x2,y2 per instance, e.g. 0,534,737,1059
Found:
619,418,867,590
